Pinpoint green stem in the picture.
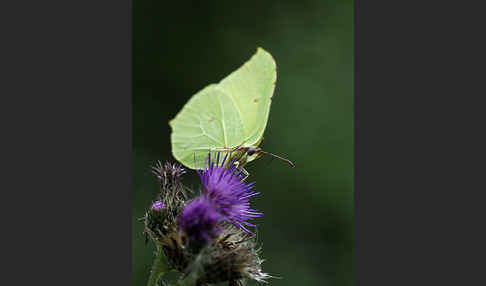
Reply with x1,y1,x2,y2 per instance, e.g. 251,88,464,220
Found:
147,245,169,286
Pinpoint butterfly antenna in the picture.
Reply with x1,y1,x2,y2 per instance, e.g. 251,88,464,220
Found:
259,150,295,168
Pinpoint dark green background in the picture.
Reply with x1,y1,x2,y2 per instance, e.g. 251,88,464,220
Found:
133,0,353,285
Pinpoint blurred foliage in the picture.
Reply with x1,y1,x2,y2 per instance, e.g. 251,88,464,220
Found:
133,0,353,285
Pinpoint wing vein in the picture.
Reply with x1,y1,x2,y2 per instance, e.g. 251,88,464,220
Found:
199,122,225,145
175,113,225,145
242,64,254,142
221,85,244,134
173,132,221,144
217,94,228,147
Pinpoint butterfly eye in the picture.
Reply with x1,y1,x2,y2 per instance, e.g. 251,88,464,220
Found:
246,147,260,156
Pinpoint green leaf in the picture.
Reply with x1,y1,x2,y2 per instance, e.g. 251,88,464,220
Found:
146,245,169,286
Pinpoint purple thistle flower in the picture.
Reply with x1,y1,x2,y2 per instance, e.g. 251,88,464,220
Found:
178,197,221,243
197,152,263,233
151,200,164,211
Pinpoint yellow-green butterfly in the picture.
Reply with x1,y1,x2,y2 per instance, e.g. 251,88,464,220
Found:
169,48,294,174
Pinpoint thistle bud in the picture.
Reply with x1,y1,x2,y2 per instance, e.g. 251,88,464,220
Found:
151,200,165,211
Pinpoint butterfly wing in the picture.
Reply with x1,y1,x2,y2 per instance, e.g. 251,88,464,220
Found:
170,48,277,169
170,84,245,169
216,47,277,147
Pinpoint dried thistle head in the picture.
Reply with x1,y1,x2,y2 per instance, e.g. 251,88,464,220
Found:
181,225,271,285
144,161,187,242
151,161,188,220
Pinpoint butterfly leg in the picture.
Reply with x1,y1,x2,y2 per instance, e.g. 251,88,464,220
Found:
239,167,250,181
231,160,249,181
